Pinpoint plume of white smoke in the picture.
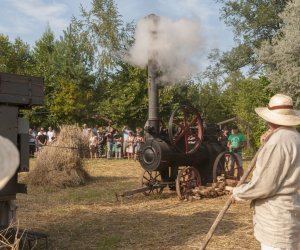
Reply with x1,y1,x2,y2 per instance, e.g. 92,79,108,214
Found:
125,14,205,84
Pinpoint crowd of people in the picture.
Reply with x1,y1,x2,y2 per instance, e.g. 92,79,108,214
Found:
28,126,56,156
28,124,145,160
29,123,246,161
82,125,144,160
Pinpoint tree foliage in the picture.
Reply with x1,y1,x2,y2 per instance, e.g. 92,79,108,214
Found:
186,81,231,123
71,0,134,79
31,27,57,101
257,0,300,106
24,25,97,127
217,0,289,75
223,77,271,147
49,78,94,123
0,35,33,74
97,63,148,128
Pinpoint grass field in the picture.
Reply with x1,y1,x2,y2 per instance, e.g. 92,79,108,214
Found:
17,159,261,250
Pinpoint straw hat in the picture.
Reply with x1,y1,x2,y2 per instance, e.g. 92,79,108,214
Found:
0,136,20,190
255,94,300,126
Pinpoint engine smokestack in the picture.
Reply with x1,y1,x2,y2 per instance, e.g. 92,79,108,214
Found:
147,58,159,135
146,14,160,136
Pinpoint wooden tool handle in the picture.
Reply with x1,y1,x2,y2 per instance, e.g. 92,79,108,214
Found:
200,127,283,249
199,147,262,250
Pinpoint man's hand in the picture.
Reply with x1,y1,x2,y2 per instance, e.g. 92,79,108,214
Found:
231,195,238,204
225,186,238,204
225,186,234,193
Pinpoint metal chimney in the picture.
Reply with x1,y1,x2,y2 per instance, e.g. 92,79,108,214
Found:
146,14,160,136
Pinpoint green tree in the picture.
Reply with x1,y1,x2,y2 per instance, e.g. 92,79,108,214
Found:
49,25,96,125
27,25,96,127
24,0,133,127
31,27,57,107
184,81,230,123
257,0,300,106
49,78,94,123
23,28,58,128
223,77,271,148
72,0,134,79
217,0,289,75
97,63,148,128
0,34,33,74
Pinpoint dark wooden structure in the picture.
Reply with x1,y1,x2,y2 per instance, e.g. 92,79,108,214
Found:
0,73,44,227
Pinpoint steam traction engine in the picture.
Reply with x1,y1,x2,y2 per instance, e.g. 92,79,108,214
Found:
137,58,242,199
116,14,242,200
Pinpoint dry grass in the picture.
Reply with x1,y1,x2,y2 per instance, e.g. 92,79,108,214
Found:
27,125,90,188
0,223,22,249
17,159,261,249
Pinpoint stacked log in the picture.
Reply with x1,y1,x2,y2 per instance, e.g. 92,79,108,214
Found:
190,177,238,200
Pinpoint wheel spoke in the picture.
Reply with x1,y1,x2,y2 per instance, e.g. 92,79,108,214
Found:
140,171,164,196
181,172,188,178
173,122,184,130
154,172,160,179
218,161,224,175
143,175,151,182
174,131,185,143
169,105,203,154
188,130,198,138
176,167,201,199
213,152,242,182
189,115,199,127
183,108,189,127
184,133,189,153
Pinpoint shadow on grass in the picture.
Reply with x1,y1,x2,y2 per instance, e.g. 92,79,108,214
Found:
34,206,244,250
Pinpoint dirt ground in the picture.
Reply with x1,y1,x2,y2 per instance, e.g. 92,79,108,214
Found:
17,159,261,250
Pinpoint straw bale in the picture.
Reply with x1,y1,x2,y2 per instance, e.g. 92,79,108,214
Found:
27,125,90,188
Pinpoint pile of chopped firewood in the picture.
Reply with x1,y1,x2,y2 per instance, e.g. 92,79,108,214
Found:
190,176,238,200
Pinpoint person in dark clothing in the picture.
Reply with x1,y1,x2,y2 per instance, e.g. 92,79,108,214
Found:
218,126,230,148
113,130,122,159
28,128,36,156
105,128,114,159
37,128,48,150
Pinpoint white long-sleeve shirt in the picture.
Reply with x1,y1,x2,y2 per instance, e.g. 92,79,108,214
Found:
233,127,300,249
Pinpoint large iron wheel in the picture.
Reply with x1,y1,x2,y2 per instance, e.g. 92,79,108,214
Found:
140,170,164,196
212,152,242,183
168,105,203,154
176,166,201,199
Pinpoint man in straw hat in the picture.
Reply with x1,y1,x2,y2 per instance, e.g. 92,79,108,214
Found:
0,135,20,190
232,94,300,250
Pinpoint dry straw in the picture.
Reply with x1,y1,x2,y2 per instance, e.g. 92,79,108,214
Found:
0,223,22,249
28,125,90,188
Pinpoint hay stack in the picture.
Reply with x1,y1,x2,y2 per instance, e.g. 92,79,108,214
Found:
28,125,90,188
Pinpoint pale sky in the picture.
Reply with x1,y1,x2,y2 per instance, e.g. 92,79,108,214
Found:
0,0,234,59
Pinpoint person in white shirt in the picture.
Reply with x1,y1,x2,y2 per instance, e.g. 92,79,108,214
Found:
47,126,56,143
232,94,300,250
